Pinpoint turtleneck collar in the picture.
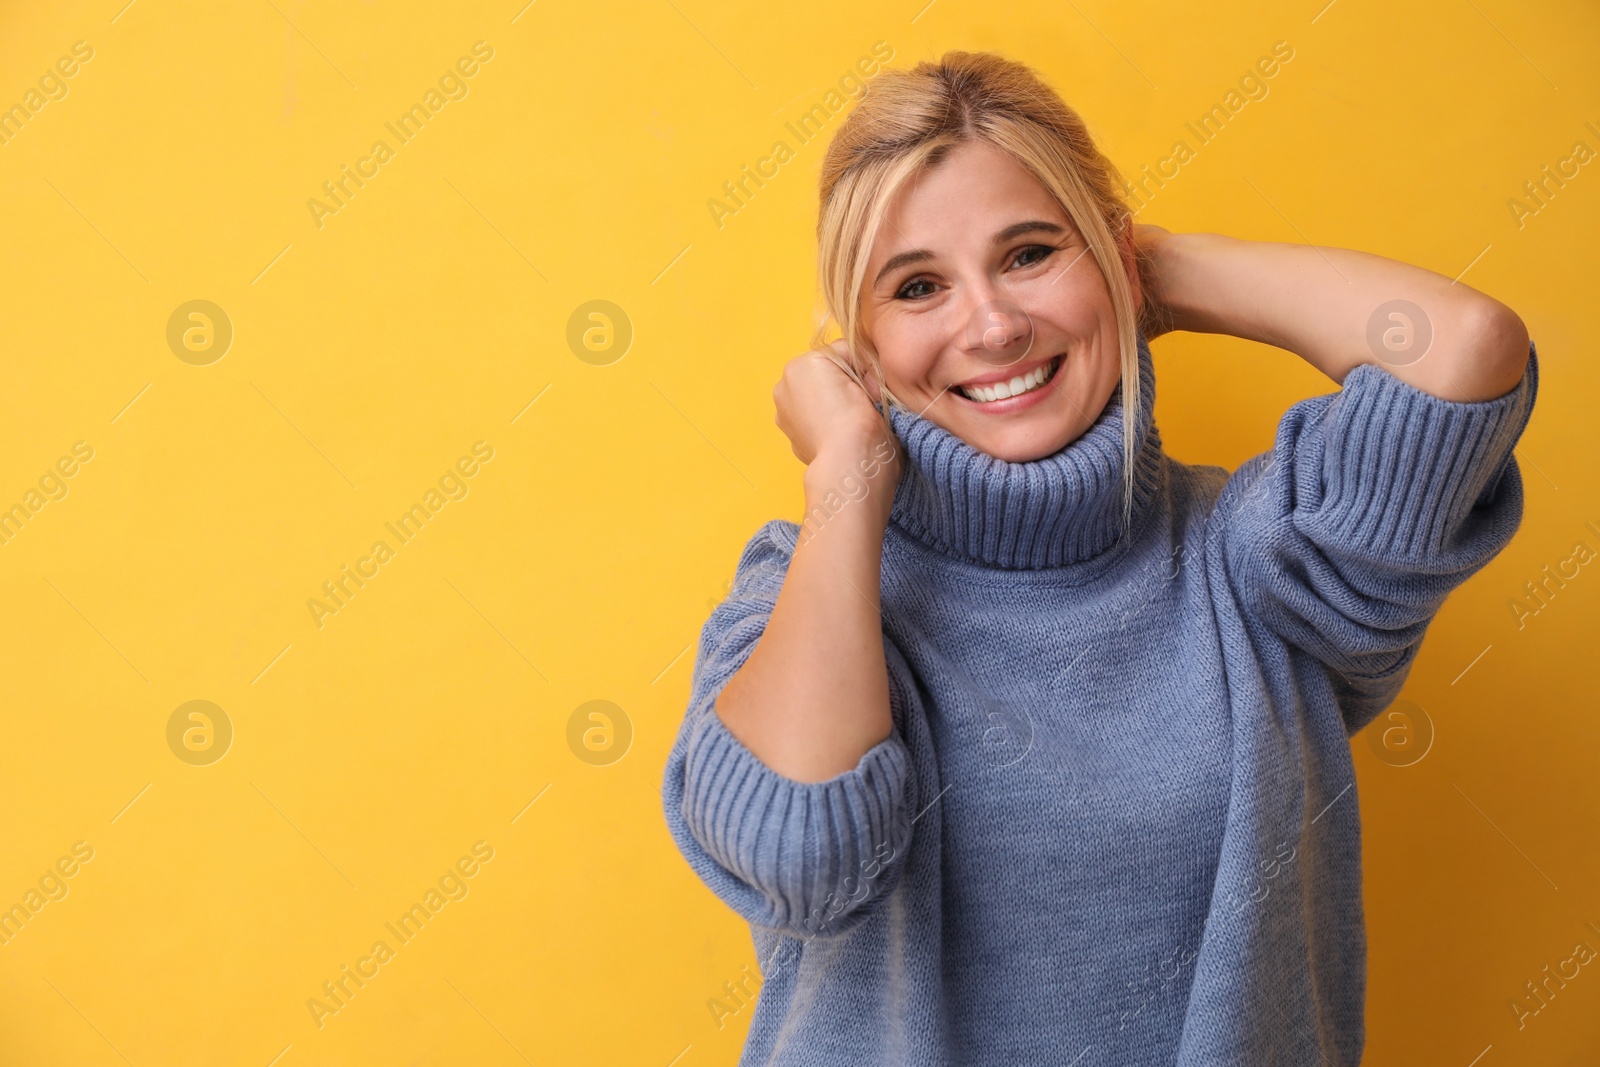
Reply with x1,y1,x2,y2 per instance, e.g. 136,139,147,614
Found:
885,332,1165,570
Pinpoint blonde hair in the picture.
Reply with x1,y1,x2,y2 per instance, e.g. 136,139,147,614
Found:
813,50,1144,530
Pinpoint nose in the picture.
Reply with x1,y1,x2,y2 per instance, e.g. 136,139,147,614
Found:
959,283,1035,368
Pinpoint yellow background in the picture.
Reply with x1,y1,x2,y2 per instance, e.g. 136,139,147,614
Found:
0,0,1596,1063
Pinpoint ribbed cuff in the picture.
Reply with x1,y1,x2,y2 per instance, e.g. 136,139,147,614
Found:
1309,343,1539,561
680,707,912,932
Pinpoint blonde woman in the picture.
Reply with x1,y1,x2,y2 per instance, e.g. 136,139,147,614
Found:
662,50,1537,1066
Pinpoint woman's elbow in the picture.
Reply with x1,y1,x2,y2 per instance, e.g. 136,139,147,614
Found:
1456,296,1531,400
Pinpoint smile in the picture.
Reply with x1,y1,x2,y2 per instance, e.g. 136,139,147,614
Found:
953,355,1062,404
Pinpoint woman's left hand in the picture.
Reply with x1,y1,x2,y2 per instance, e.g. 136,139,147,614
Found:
1131,222,1178,340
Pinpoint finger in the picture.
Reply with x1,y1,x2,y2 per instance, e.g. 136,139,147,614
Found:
820,346,885,407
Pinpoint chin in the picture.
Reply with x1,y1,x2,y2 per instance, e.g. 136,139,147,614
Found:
943,386,1096,462
967,421,1083,463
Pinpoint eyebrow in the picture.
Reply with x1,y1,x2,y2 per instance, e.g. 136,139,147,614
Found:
872,219,1067,287
995,219,1066,243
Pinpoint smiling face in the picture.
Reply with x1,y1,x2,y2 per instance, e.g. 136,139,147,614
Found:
860,139,1136,463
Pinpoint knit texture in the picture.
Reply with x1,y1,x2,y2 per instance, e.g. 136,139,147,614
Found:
661,334,1539,1066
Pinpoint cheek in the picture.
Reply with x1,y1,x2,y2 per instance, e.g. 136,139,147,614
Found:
1019,269,1115,340
872,309,949,388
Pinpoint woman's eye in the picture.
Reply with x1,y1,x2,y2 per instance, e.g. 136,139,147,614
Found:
895,278,938,300
1011,244,1055,269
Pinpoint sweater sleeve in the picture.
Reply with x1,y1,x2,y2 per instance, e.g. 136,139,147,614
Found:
1215,342,1540,734
660,520,916,941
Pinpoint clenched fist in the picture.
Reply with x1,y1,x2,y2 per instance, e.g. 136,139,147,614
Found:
774,341,903,513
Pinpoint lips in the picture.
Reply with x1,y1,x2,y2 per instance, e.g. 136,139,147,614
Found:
952,354,1062,404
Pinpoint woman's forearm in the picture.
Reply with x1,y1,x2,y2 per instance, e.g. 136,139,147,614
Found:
1146,231,1531,402
714,442,897,784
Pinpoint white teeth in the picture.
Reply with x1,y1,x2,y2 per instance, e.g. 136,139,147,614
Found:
957,357,1058,404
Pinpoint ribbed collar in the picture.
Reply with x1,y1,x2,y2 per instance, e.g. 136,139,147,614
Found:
886,333,1165,570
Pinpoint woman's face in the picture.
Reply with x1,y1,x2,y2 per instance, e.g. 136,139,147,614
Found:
860,139,1136,463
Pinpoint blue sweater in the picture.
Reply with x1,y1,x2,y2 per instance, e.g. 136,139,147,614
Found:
661,333,1539,1065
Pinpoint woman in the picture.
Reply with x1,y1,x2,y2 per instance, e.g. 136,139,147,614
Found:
661,51,1537,1066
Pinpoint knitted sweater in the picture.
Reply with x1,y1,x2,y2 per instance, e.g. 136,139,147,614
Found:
661,333,1539,1066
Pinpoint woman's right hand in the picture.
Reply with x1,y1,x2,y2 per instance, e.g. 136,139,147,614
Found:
773,341,901,475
